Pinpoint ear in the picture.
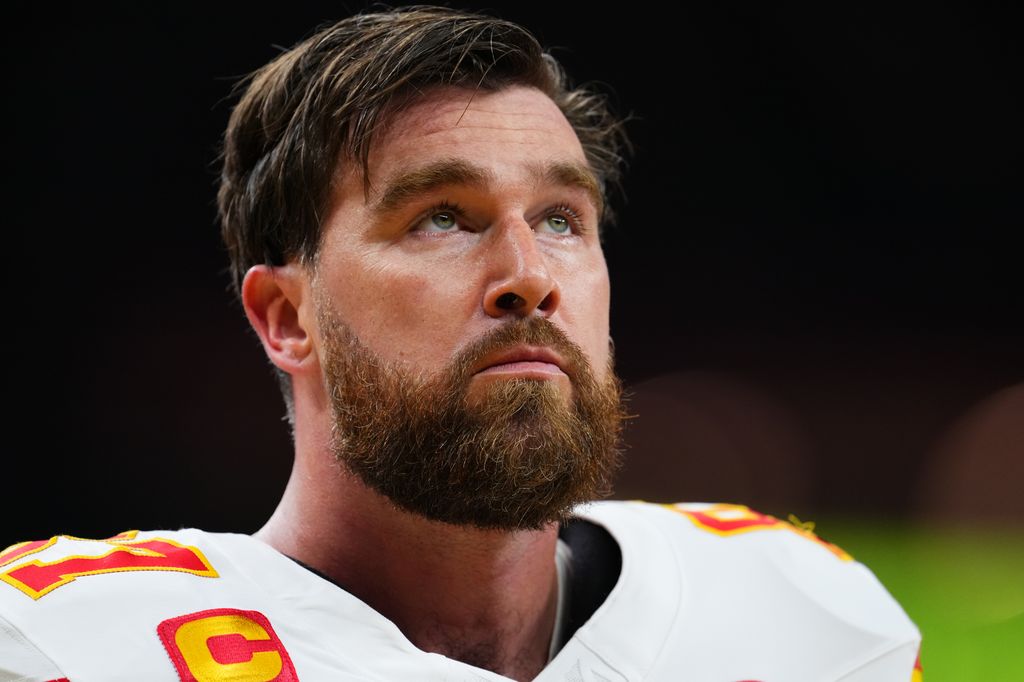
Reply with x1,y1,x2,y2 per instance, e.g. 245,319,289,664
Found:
241,264,315,375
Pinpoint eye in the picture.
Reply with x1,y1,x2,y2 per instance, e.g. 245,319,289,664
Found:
413,208,462,233
409,201,472,234
541,214,570,234
537,205,582,235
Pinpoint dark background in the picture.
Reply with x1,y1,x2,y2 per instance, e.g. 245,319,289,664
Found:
5,3,1021,544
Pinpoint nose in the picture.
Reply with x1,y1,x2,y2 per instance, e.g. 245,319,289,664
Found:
482,220,560,318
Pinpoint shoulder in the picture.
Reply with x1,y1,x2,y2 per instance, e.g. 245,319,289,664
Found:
581,499,906,605
573,500,922,678
0,528,277,680
0,528,414,681
593,500,899,610
581,499,867,569
0,529,238,605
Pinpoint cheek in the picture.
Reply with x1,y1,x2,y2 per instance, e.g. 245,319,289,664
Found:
558,259,611,375
329,255,478,366
586,282,612,376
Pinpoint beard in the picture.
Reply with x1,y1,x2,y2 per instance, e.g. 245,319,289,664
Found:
318,301,626,531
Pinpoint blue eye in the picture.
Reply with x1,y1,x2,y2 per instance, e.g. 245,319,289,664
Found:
429,211,458,231
413,206,463,233
541,214,571,234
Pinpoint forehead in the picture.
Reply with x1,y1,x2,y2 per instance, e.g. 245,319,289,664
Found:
363,85,589,187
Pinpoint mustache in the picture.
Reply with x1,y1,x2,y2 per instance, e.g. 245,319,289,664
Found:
450,317,589,384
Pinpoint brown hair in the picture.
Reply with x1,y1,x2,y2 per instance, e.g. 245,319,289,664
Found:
217,4,630,298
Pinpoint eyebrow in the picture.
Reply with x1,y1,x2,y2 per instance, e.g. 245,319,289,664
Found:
372,158,604,217
373,159,491,213
534,160,604,218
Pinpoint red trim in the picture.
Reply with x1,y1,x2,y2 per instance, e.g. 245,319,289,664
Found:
0,539,56,568
2,538,217,599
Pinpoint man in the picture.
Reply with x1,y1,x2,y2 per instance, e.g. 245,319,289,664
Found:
0,6,921,681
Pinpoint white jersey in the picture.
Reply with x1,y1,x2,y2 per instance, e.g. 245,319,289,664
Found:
0,500,922,681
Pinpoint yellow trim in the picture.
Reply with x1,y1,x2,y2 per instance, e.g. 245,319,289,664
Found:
664,503,783,536
0,537,58,568
0,536,218,600
664,502,854,562
1,531,140,569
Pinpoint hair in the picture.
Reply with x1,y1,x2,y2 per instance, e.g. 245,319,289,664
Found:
217,4,631,420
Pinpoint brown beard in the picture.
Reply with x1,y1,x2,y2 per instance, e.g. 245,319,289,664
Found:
318,301,625,530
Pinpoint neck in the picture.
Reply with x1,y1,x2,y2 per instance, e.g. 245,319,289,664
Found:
255,431,560,681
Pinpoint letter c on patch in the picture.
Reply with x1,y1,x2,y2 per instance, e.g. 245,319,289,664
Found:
158,608,299,681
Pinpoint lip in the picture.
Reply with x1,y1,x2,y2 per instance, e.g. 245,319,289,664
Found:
473,345,568,377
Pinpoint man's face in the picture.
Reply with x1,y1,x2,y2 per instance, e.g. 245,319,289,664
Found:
310,85,623,529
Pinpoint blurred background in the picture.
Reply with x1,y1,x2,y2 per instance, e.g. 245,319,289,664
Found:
5,3,1021,678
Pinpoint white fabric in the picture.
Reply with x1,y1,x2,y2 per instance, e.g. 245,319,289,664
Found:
548,538,574,661
0,500,921,681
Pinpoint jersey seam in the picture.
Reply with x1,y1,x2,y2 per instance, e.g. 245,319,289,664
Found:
830,634,922,681
0,610,69,681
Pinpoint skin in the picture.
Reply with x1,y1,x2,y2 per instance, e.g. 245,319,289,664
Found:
242,85,612,680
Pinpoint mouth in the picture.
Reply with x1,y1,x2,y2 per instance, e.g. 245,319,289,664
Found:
473,345,568,378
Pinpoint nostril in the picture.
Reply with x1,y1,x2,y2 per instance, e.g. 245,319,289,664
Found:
496,292,525,310
537,291,556,312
